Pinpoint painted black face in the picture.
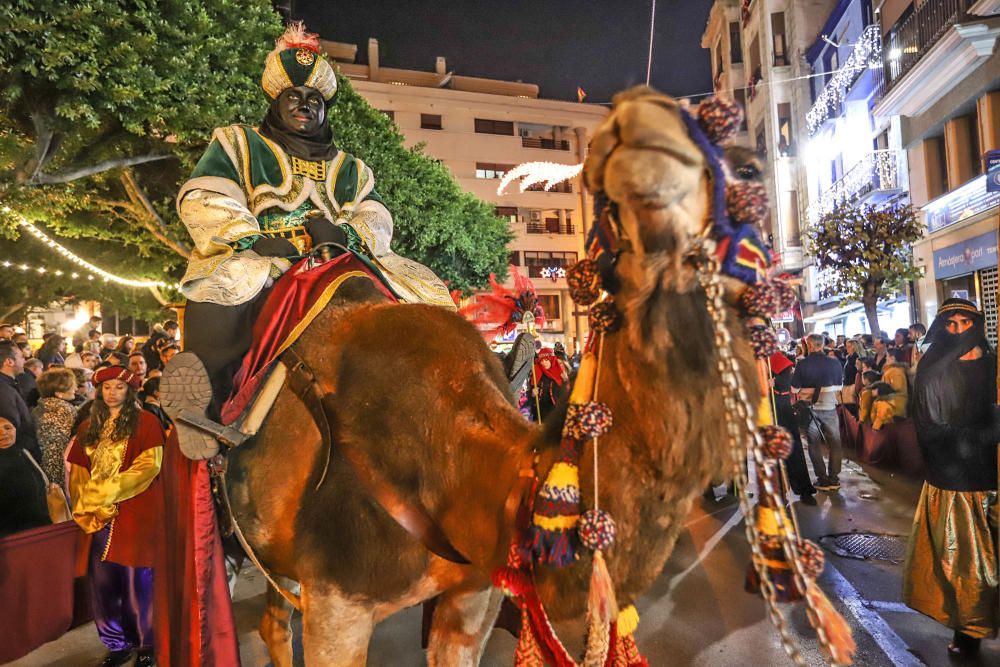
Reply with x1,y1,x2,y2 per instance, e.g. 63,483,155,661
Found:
276,86,326,136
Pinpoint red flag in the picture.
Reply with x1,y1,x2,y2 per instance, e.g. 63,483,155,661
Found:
577,86,587,103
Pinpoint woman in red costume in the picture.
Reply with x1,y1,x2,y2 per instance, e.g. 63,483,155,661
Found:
67,366,164,667
529,347,568,422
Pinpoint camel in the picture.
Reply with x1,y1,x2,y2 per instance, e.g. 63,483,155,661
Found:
225,86,758,666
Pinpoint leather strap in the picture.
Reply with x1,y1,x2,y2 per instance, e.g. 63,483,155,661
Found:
281,346,470,565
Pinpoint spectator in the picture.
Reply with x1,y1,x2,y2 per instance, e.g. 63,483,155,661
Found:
99,333,118,360
869,382,897,430
36,333,66,370
72,315,103,352
892,328,913,365
769,352,816,505
0,340,40,462
139,377,168,428
107,351,129,368
904,298,1000,657
858,370,882,424
17,341,33,360
872,334,890,371
159,342,181,369
791,333,844,492
128,352,148,381
85,329,103,355
909,322,928,369
881,357,910,419
0,416,50,537
115,334,135,356
18,357,42,408
70,367,94,406
141,320,179,372
68,366,164,667
0,324,14,340
32,368,79,486
842,340,862,404
81,350,100,370
12,331,28,346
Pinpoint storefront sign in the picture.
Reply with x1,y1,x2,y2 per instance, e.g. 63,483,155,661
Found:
987,150,1000,192
924,175,1000,233
932,230,998,280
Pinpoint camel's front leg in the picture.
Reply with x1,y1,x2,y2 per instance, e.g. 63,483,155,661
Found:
301,583,375,666
260,577,299,667
427,584,504,666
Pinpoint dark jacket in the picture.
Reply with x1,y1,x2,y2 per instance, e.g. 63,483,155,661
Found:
0,373,40,462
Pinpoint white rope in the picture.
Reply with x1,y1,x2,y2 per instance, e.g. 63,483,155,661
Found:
645,0,657,86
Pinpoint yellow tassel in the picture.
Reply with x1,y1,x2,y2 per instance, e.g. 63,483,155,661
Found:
616,604,640,637
757,394,773,427
570,352,598,404
806,581,856,666
583,551,618,667
755,505,793,538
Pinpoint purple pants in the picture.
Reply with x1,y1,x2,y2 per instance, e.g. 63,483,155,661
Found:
88,526,154,652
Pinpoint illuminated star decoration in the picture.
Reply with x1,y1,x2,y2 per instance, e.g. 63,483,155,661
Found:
540,266,567,282
497,161,584,196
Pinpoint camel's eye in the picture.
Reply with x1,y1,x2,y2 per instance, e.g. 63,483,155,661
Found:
736,164,761,181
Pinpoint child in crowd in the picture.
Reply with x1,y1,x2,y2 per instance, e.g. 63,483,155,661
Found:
870,382,898,430
858,370,882,424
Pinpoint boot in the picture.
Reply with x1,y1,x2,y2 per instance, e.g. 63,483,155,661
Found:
160,352,221,460
948,630,981,659
504,333,536,394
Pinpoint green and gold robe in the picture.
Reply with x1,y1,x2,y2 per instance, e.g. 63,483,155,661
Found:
176,124,454,308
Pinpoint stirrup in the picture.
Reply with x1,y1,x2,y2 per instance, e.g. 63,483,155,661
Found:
160,352,222,460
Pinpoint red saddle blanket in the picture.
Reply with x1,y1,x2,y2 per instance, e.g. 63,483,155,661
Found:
220,254,396,425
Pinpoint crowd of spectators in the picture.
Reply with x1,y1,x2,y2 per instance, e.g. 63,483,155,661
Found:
0,318,179,538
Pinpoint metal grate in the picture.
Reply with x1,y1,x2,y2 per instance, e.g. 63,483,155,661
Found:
819,533,908,564
981,266,998,349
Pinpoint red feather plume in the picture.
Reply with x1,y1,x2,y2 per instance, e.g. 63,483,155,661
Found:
275,21,321,54
458,266,546,340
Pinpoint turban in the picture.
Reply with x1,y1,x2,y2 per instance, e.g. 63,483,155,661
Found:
93,366,142,389
261,22,338,101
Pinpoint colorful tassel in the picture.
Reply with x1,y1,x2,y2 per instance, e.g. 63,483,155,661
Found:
726,180,769,226
806,581,857,666
531,439,583,567
579,509,617,551
564,401,614,440
799,539,825,579
748,325,779,358
514,607,546,667
740,278,797,318
588,299,622,333
616,605,640,637
745,505,803,602
759,425,793,460
583,551,618,667
568,259,603,305
696,95,744,144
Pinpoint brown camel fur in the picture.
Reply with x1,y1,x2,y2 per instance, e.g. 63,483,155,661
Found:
227,87,758,666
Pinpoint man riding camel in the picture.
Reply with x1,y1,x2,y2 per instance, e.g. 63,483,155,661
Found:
162,24,455,457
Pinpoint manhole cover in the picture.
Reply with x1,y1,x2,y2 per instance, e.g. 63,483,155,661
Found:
819,533,907,563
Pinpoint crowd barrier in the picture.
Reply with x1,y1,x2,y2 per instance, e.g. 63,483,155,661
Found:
0,520,85,663
837,405,925,478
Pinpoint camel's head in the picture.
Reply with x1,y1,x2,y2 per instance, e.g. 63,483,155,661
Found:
585,87,713,278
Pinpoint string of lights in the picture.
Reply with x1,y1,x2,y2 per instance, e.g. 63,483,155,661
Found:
2,206,179,289
0,258,88,280
806,25,882,135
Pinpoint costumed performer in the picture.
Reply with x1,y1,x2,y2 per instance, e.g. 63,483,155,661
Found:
529,347,567,422
165,23,453,455
903,298,1000,658
67,366,164,667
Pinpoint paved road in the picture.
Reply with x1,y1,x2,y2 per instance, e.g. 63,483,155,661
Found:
8,458,999,666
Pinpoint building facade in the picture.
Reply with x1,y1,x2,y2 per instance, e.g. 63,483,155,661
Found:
703,0,838,333
872,0,1000,345
323,38,608,350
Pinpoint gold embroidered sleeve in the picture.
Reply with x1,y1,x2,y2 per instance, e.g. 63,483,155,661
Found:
77,447,163,509
69,461,116,533
341,199,393,257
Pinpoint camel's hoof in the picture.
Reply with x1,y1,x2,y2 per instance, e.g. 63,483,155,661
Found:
161,352,219,460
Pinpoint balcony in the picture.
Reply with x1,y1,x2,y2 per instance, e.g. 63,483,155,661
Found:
807,25,882,135
521,137,570,151
526,220,576,235
808,150,904,222
883,0,972,92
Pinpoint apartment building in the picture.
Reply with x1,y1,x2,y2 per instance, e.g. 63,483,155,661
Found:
703,0,838,333
872,0,1000,344
800,0,913,335
322,39,608,350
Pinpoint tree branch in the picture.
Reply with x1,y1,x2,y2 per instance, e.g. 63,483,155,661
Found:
32,154,176,185
120,169,192,259
0,303,26,324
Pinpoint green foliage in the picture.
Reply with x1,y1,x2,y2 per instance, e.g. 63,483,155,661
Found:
0,2,511,314
330,74,512,292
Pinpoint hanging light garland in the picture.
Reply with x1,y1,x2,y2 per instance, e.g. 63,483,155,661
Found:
496,161,583,196
2,206,179,289
0,257,87,280
806,25,882,135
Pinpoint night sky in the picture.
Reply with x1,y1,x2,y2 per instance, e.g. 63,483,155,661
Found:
293,1,715,104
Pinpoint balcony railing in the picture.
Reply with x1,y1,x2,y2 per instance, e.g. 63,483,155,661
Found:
882,0,972,93
526,221,576,235
521,137,571,151
807,25,882,135
808,150,903,222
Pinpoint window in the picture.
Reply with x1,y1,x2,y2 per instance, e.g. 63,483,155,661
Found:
771,13,787,66
715,40,724,75
755,124,767,160
476,162,515,179
776,102,794,156
733,89,748,131
729,22,743,64
380,110,394,121
509,250,521,266
522,251,578,279
524,180,572,193
420,113,442,130
495,206,518,220
537,294,562,322
475,118,515,135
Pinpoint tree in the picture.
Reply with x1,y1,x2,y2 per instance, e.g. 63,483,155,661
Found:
0,1,510,314
805,202,923,337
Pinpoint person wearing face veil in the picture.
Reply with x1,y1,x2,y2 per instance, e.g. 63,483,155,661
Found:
168,24,453,444
902,298,1000,658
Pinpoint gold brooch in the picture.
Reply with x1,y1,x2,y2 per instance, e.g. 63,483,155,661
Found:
296,49,316,66
291,156,327,181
